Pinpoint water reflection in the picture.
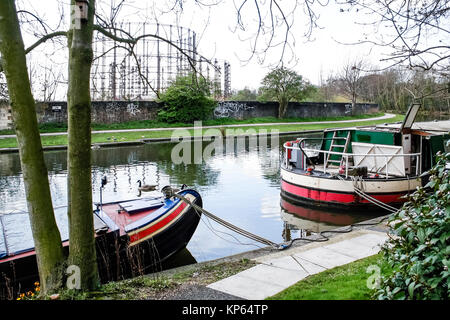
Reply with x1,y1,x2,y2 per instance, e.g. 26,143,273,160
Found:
279,198,381,242
0,133,386,264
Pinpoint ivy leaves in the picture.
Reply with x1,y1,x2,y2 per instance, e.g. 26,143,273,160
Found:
375,151,450,300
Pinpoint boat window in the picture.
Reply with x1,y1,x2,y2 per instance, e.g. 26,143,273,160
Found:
93,214,109,234
355,134,371,143
1,212,36,256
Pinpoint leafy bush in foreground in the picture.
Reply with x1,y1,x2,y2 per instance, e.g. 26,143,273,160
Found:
375,151,450,300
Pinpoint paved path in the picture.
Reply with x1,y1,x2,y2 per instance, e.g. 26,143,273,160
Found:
0,113,396,139
206,229,388,300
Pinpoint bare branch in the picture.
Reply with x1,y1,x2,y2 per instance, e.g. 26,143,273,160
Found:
24,31,67,55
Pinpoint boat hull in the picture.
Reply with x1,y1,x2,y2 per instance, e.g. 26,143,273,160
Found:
280,167,421,211
108,190,202,279
0,189,202,299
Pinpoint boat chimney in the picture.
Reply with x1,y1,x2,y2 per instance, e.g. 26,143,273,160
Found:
99,176,107,212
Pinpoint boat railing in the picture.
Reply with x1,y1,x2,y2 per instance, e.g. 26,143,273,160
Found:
283,138,422,178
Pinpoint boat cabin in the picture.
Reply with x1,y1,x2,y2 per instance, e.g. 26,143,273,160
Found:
285,105,449,180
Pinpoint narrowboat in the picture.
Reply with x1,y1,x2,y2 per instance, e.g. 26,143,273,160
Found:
0,184,202,299
281,104,449,211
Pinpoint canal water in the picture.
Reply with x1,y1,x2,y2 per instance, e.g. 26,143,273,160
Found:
0,134,385,266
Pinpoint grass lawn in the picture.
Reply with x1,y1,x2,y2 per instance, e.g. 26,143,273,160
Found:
267,254,393,300
0,112,386,136
0,114,404,149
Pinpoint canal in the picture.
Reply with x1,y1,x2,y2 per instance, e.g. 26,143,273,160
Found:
0,134,385,266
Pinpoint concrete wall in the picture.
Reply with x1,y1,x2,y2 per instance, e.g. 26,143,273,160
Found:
0,100,379,129
36,100,160,124
214,101,379,119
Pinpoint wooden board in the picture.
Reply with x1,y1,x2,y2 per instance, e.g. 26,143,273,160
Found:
352,142,406,177
119,199,164,214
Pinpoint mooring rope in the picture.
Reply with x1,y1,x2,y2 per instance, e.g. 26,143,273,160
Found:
170,188,391,251
172,192,284,249
333,174,399,213
353,187,398,213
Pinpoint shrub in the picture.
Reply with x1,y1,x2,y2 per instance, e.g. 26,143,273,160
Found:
374,151,450,300
157,74,217,123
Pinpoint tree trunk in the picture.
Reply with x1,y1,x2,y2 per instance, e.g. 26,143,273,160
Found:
67,0,99,290
351,93,356,115
0,0,65,294
278,97,288,118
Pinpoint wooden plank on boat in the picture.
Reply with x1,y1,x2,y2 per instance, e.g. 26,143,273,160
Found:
352,142,406,177
119,199,164,214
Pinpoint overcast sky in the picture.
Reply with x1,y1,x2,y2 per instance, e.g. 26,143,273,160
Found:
18,0,397,97
144,0,387,89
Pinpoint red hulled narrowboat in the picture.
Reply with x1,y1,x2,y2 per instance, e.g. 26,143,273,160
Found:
281,104,449,211
0,185,202,298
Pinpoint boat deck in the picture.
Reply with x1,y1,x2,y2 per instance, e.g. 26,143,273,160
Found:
285,163,411,180
101,202,162,236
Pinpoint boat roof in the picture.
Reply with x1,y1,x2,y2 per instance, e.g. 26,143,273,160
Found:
326,120,450,136
378,120,450,133
0,206,109,259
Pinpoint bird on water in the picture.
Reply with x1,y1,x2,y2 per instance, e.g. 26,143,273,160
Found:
137,180,158,192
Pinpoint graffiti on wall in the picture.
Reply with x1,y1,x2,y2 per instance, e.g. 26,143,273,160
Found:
213,102,253,118
105,102,120,120
345,103,353,114
102,102,141,120
126,103,141,116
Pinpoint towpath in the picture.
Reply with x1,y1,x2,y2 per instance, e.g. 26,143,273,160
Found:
205,228,388,300
161,215,390,300
0,113,396,139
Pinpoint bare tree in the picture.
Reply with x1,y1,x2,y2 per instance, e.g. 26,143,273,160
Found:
336,58,368,109
337,0,450,77
227,0,329,66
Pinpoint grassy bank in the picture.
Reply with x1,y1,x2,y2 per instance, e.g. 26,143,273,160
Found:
0,114,404,149
24,259,257,300
0,113,385,135
23,253,393,300
267,254,393,300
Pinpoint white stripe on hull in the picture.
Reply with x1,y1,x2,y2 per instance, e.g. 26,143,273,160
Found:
281,168,421,194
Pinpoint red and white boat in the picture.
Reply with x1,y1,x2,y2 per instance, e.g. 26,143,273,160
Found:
281,104,449,211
